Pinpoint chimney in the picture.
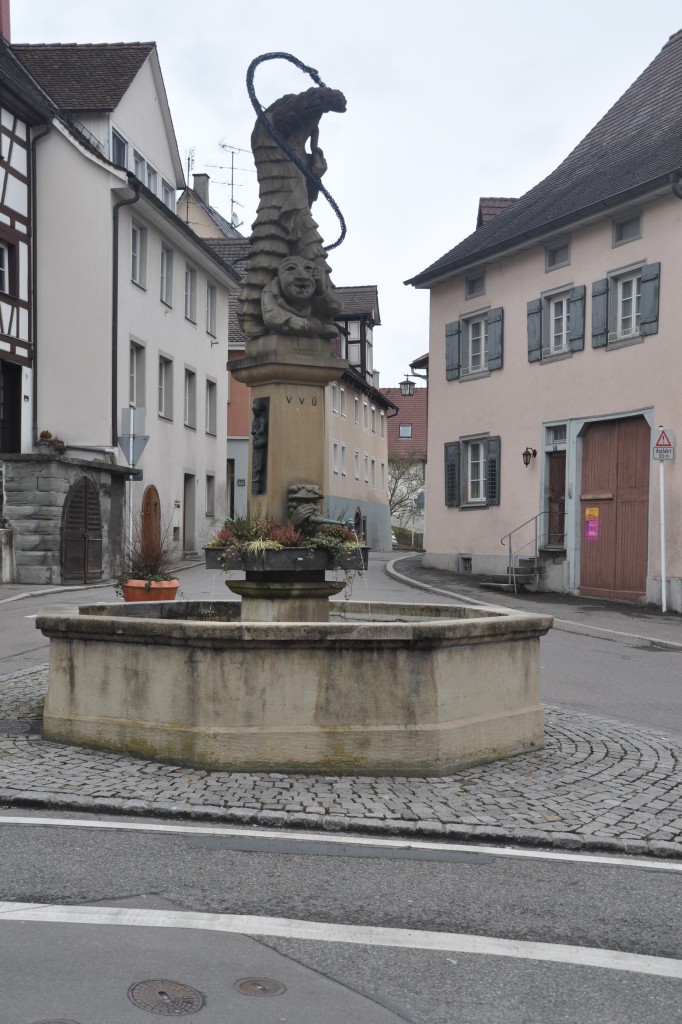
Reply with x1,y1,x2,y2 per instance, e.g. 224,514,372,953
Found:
0,0,10,42
193,173,209,205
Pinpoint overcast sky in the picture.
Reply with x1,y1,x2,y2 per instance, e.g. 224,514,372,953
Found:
13,0,682,386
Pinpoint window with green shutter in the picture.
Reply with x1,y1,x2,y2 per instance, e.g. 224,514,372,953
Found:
444,436,501,508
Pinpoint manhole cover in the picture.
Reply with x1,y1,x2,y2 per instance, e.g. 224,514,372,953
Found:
235,977,287,997
128,980,205,1015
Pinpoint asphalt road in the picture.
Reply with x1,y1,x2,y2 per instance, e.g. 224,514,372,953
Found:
1,813,680,1023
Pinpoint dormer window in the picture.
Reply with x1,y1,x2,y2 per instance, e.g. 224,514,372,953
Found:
111,128,128,168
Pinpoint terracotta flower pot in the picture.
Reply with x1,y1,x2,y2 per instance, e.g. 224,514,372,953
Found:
122,579,180,602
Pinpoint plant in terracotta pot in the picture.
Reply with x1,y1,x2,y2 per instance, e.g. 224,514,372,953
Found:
114,514,179,602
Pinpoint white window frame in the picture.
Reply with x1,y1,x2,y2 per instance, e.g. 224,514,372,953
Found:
340,386,346,418
399,423,412,439
184,368,196,428
161,180,174,209
332,440,340,475
146,165,157,194
608,268,642,343
206,282,217,336
129,342,145,408
354,397,359,427
371,405,376,434
133,150,145,180
160,244,173,306
0,242,8,294
465,439,486,504
205,378,217,435
185,263,197,322
331,382,339,415
371,458,376,489
380,410,385,439
111,126,128,167
462,313,489,376
348,341,361,365
158,355,173,419
341,443,347,476
131,222,147,288
363,400,369,431
364,453,369,484
543,290,571,358
354,449,360,481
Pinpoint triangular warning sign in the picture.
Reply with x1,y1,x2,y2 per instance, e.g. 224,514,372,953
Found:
655,429,672,447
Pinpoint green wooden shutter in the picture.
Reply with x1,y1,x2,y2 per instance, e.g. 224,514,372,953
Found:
445,321,461,380
591,278,609,348
640,262,660,336
486,436,501,506
444,442,460,506
568,285,586,351
487,307,504,371
527,298,542,362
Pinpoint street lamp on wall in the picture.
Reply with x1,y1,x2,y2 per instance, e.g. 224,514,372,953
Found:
522,447,537,467
399,376,416,397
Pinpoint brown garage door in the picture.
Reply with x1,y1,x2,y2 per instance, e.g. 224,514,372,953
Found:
580,416,649,601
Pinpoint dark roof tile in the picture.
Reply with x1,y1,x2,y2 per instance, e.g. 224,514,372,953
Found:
12,42,154,112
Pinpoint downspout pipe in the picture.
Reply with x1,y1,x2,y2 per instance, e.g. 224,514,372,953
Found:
670,170,682,200
111,175,141,447
30,120,52,445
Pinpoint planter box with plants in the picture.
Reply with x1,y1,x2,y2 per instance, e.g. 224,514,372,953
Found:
204,515,368,573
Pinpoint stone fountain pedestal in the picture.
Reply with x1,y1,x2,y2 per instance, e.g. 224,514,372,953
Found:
228,332,355,622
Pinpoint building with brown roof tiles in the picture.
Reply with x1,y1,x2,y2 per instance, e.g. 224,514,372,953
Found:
0,39,239,584
407,29,682,610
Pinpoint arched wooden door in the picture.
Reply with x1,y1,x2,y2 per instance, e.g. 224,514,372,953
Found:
580,416,650,601
61,477,103,583
141,484,161,555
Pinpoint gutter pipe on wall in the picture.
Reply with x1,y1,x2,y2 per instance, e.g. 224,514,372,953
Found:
29,121,52,444
111,175,141,448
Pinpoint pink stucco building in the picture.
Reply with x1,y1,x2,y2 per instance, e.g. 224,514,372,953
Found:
407,29,682,611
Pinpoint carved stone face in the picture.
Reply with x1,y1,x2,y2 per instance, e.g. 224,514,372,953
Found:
278,257,317,303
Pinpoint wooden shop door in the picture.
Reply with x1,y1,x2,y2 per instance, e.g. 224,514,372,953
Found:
580,416,649,601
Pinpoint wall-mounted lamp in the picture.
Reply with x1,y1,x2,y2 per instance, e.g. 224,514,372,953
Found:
522,447,537,467
399,376,416,397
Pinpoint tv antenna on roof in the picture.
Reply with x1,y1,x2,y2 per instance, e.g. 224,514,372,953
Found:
186,146,195,180
218,141,251,225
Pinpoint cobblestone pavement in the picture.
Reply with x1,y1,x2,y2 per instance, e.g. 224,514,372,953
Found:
1,665,680,858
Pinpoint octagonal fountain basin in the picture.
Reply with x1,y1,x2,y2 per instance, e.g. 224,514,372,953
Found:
37,600,552,777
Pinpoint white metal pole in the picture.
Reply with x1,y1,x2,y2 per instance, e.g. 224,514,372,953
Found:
129,432,134,552
659,455,667,614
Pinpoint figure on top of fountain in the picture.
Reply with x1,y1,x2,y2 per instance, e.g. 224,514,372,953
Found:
237,85,347,340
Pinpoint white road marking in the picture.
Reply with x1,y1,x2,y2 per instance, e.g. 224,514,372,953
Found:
0,902,679,979
0,814,679,872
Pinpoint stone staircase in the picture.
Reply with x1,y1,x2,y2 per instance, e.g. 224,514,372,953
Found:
479,557,547,594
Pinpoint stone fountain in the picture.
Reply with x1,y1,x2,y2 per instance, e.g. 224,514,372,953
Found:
37,54,551,776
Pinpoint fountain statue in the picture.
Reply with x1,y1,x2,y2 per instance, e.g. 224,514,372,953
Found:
37,55,552,776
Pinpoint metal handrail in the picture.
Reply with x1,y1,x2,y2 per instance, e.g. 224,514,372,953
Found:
500,510,566,593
